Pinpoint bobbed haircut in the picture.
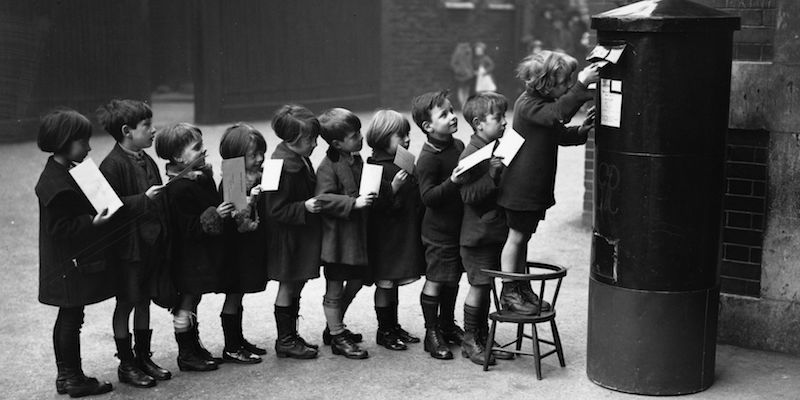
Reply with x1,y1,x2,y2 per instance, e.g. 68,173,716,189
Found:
318,108,361,144
155,122,202,162
95,99,152,142
516,50,578,96
366,110,410,151
463,92,509,130
411,90,450,131
271,104,321,143
37,108,93,154
219,123,267,160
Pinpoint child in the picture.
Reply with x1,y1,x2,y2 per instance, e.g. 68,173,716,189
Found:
458,92,515,365
36,108,114,397
473,42,496,94
314,108,375,359
412,90,466,360
217,123,269,364
365,110,425,351
264,105,322,359
96,99,169,388
155,123,233,372
497,51,598,313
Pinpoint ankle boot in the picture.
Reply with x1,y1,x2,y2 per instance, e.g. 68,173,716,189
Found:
175,331,218,372
330,332,369,359
63,365,114,398
237,309,267,355
133,329,171,381
500,281,538,315
376,329,407,351
115,336,156,388
518,281,552,311
461,329,496,366
275,334,318,359
440,322,465,345
323,326,364,345
391,325,420,344
423,327,453,360
192,322,222,364
56,361,68,394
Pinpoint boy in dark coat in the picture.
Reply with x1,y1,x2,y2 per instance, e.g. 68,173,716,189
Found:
36,109,115,397
96,99,169,388
412,90,467,360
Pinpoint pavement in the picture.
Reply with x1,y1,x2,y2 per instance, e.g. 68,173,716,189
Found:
1,101,799,399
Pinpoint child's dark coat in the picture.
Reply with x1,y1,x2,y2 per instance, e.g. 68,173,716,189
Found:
220,192,268,294
415,138,465,245
459,134,508,247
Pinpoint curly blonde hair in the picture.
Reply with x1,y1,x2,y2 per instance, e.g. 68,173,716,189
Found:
516,50,578,97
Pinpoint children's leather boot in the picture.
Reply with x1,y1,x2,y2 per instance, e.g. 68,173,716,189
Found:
133,329,171,380
115,336,156,388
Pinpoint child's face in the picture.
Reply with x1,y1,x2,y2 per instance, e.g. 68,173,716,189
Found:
425,100,457,136
334,129,363,154
127,118,156,150
177,138,206,167
548,71,575,99
244,141,265,173
386,131,410,156
477,110,507,141
66,138,91,163
289,134,318,157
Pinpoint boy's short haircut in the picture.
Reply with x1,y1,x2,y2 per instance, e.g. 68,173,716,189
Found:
271,104,321,143
96,99,153,142
37,108,93,153
154,122,202,161
318,108,361,145
516,50,578,96
463,92,509,131
411,90,450,131
219,123,267,160
366,109,410,150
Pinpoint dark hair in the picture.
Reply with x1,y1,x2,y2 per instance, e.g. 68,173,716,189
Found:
318,108,361,161
219,123,267,159
155,122,202,161
95,99,153,142
365,109,410,151
516,50,578,97
463,92,509,130
37,108,93,154
271,104,321,143
411,90,450,131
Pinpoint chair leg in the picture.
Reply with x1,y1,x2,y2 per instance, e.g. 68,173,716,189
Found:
550,319,565,367
515,323,524,351
531,323,542,380
484,320,497,372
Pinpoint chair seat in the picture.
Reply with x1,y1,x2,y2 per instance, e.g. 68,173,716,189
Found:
489,309,555,323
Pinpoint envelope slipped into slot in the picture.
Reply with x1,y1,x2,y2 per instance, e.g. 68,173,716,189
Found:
586,43,627,65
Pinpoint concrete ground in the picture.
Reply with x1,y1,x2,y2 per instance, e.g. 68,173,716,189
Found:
2,101,799,399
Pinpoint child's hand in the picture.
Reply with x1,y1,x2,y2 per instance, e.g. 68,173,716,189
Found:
91,207,113,226
305,198,322,213
250,185,262,198
489,156,505,179
145,184,165,200
355,193,377,209
391,169,409,193
216,202,235,218
580,106,596,135
578,64,600,86
450,165,467,185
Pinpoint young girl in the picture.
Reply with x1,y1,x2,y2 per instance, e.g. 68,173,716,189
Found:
155,122,233,372
315,108,375,359
365,110,425,351
264,105,322,359
36,108,115,397
217,123,269,364
497,51,598,311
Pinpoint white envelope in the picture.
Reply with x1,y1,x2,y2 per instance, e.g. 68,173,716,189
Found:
455,141,495,177
359,164,383,196
69,158,123,215
494,129,525,166
260,159,284,191
222,157,248,210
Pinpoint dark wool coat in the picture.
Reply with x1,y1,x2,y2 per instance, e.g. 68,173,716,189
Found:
264,142,321,282
36,157,116,307
367,151,426,281
164,167,225,295
498,83,592,211
219,187,268,294
315,154,369,267
416,138,465,245
98,144,166,263
459,135,508,247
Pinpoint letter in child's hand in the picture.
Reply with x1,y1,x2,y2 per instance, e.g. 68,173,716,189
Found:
455,141,495,177
360,164,383,196
394,145,416,174
222,156,248,210
69,157,123,216
260,159,284,191
494,129,525,167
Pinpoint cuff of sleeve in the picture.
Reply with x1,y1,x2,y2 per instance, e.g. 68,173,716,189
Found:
200,207,223,235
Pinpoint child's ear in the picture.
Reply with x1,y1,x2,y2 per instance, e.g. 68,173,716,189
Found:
330,140,343,150
120,124,132,138
421,120,433,134
472,117,482,130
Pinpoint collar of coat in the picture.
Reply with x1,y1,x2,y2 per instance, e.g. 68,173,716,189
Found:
273,141,313,174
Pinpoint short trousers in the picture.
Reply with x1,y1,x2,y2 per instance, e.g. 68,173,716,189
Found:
460,244,503,286
505,208,546,234
422,240,463,283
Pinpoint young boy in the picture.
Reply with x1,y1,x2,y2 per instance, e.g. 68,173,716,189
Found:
315,108,376,359
97,99,169,388
457,92,518,366
412,90,466,360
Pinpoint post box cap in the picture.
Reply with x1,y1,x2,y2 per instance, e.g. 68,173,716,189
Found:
591,0,740,33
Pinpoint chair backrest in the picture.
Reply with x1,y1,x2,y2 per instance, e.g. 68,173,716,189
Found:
483,262,567,316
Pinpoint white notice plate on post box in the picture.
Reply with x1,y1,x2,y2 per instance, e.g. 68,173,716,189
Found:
600,79,622,128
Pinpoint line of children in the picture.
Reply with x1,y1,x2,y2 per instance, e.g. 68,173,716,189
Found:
36,49,598,396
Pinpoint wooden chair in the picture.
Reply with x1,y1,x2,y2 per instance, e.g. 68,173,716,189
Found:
481,262,567,380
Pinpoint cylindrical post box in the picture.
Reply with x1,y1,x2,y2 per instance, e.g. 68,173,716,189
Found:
586,0,739,395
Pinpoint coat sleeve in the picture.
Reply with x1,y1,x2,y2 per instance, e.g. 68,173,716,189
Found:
516,83,593,127
315,162,355,219
265,170,308,225
459,163,498,205
99,158,150,215
45,191,95,242
172,185,223,239
559,125,589,146
416,154,459,208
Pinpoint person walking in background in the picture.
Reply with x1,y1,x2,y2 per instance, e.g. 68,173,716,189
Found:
473,42,496,94
450,42,475,111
